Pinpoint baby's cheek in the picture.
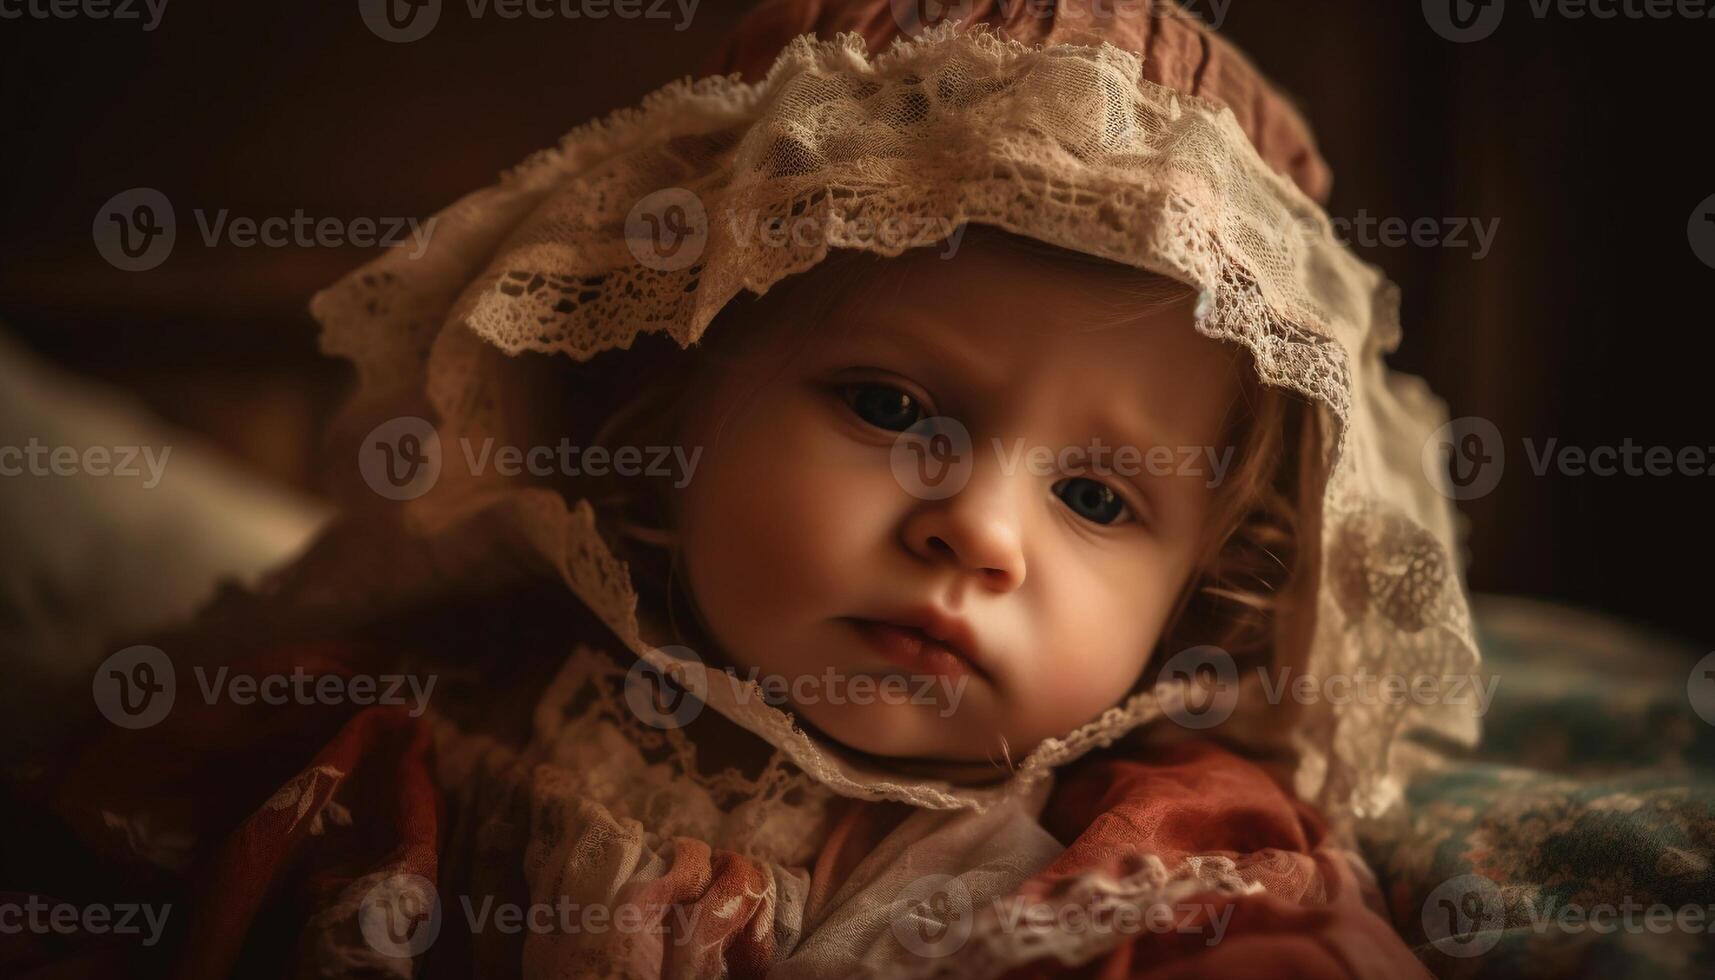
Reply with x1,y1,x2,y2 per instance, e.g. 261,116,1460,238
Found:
1012,588,1165,736
1023,640,1144,728
732,422,899,593
682,405,905,657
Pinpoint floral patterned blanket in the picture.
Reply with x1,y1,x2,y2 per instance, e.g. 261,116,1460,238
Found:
1362,596,1715,978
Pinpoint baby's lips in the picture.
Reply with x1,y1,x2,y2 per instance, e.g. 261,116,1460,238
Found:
844,605,993,681
850,618,975,681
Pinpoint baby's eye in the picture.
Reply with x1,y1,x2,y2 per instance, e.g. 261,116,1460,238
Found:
843,383,925,433
1053,477,1132,526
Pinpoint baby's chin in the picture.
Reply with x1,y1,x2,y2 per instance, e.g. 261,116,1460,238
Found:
795,696,1031,770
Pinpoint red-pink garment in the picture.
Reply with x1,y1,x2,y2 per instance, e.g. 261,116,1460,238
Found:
11,638,1427,979
703,0,1334,205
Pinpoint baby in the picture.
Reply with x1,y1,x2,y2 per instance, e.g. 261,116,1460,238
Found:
604,229,1300,768
15,1,1481,977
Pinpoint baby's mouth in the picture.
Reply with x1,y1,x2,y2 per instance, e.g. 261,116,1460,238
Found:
839,615,989,683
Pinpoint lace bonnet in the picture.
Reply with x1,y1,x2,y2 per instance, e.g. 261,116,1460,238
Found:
310,0,1481,831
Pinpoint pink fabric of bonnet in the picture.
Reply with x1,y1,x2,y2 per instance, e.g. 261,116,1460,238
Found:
704,0,1334,205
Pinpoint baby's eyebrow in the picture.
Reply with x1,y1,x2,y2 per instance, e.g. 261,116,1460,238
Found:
1093,407,1155,449
1081,406,1214,511
828,309,1006,394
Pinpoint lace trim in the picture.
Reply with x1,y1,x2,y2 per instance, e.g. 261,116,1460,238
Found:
871,854,1259,979
309,25,1481,831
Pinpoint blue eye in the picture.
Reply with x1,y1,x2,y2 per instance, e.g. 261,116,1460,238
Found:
1053,477,1131,525
844,383,924,432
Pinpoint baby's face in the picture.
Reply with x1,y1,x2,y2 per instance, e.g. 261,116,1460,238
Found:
674,240,1241,765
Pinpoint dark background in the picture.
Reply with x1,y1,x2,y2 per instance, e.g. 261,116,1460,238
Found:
1,1,1709,643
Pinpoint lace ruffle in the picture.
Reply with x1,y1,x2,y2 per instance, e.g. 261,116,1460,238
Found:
310,25,1481,831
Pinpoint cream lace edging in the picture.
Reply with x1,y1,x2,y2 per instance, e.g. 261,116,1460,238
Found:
311,24,1480,830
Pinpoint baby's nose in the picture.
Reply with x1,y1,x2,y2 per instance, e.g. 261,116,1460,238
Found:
900,478,1027,592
